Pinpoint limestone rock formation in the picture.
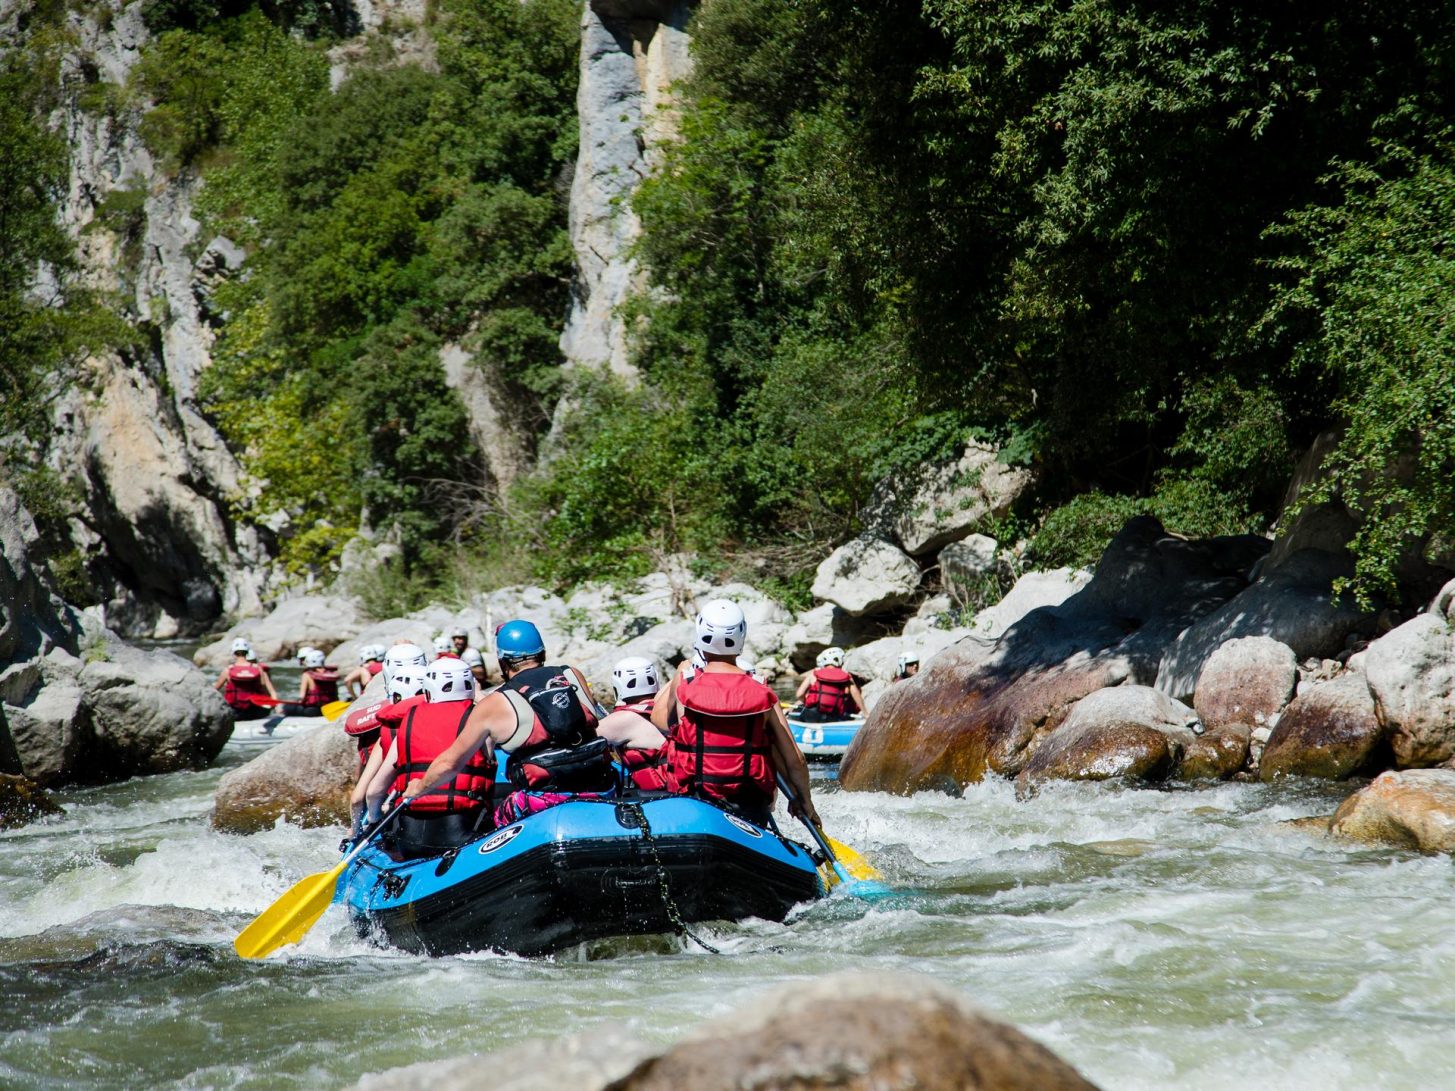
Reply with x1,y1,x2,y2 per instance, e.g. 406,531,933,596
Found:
193,595,365,668
1193,636,1298,732
561,0,695,374
1259,671,1385,780
347,972,1098,1091
841,517,1265,794
1330,769,1455,853
965,567,1092,641
213,720,358,834
939,532,1000,586
811,536,922,616
866,441,1033,556
1363,611,1455,767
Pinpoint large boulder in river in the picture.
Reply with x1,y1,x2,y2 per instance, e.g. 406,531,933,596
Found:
841,517,1266,793
1363,610,1455,767
1019,685,1192,788
1330,768,1455,852
193,594,364,668
1259,671,1386,781
811,535,921,616
347,971,1098,1091
1177,723,1251,781
1155,548,1376,700
213,720,357,834
1193,636,1297,732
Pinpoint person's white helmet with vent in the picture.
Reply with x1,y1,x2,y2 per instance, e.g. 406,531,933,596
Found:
388,666,425,705
694,598,747,656
359,644,384,665
383,642,429,686
423,658,475,703
302,649,326,669
612,656,660,703
433,633,452,655
296,645,317,665
230,637,252,656
897,651,920,674
816,646,845,669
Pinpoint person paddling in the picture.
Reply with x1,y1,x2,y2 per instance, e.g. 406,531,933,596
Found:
596,656,670,790
794,647,863,722
343,644,384,699
656,600,819,827
213,638,278,719
400,619,614,827
282,649,340,716
363,659,495,859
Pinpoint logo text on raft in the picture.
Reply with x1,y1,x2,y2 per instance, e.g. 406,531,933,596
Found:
478,825,524,854
725,814,763,838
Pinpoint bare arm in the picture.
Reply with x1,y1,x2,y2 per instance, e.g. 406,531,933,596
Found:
262,668,279,700
363,740,400,821
767,705,818,824
402,694,510,801
849,682,865,712
570,665,608,720
795,674,812,699
650,664,684,733
214,669,227,691
299,674,314,702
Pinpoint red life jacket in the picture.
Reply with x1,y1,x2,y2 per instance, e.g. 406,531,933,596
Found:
303,667,340,706
612,700,669,789
667,671,777,806
804,666,856,717
365,661,383,676
389,700,493,814
223,662,268,707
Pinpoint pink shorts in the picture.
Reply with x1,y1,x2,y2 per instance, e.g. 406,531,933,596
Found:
494,790,609,827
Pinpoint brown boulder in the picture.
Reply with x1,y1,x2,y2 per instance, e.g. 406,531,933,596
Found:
1330,769,1455,852
841,517,1266,794
212,722,356,834
348,972,1098,1091
1192,636,1297,732
1260,672,1386,781
1177,723,1251,781
1018,686,1190,788
0,773,65,829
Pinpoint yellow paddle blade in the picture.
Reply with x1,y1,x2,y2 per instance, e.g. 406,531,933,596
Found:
826,835,883,882
320,700,351,721
234,859,347,960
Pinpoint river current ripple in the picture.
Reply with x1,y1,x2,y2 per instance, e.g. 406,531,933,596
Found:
2,749,1451,1090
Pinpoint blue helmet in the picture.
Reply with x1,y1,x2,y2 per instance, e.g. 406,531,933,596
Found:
494,619,545,659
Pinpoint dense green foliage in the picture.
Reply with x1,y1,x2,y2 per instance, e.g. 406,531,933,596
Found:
145,0,580,572
526,0,1455,601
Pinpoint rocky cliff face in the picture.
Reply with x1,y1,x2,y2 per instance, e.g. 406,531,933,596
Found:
560,0,694,375
34,1,273,638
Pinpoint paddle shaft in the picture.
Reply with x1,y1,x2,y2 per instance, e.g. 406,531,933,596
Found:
774,772,851,883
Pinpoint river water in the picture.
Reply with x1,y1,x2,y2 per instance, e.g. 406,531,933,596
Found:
3,745,1452,1090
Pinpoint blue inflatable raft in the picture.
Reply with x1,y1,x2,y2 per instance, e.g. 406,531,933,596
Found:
787,715,864,759
336,795,828,956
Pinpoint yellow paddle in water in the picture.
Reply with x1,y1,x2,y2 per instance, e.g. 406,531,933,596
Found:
320,700,351,721
825,834,883,883
234,803,404,959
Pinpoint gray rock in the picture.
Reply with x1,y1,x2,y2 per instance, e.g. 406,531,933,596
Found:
939,533,999,585
811,536,921,616
194,595,364,668
213,719,358,834
1,662,90,786
0,487,81,667
1364,613,1455,767
967,567,1091,641
782,603,878,669
866,441,1032,556
1193,636,1298,732
439,342,530,493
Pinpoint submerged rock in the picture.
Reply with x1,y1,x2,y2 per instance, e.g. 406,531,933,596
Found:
212,720,357,834
348,971,1098,1091
1259,671,1386,781
0,774,64,829
1330,769,1455,853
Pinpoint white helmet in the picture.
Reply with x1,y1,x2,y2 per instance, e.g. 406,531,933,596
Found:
897,651,920,674
423,658,476,703
612,656,660,703
816,647,845,669
432,633,452,654
359,643,385,664
230,637,252,655
451,624,469,639
694,598,747,656
296,645,317,664
388,666,425,704
302,649,326,669
382,642,429,686
246,648,259,663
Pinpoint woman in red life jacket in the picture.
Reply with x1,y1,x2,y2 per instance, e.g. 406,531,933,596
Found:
282,649,340,716
400,619,614,826
794,647,864,723
654,600,819,827
596,655,670,790
212,638,278,720
363,658,494,858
